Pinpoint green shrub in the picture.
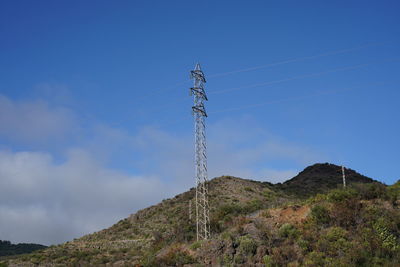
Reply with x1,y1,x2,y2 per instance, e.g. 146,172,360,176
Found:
278,223,299,239
223,254,233,265
100,256,110,264
263,255,273,267
189,241,201,250
244,187,254,192
354,183,388,200
233,253,245,264
310,205,330,225
318,227,352,256
387,180,400,203
327,188,357,202
373,218,400,252
215,204,243,219
212,200,264,233
297,238,310,252
303,251,325,266
242,199,263,214
155,245,196,266
263,190,276,201
305,193,326,205
238,235,257,255
326,227,348,242
270,245,299,266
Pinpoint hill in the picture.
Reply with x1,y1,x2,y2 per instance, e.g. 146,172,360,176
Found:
0,241,46,257
2,163,399,266
277,163,378,197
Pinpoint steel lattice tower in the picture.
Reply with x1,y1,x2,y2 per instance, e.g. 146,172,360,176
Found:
190,63,210,240
342,166,346,188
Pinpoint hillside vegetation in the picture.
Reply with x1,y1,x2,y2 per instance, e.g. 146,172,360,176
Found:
2,163,400,266
0,241,46,257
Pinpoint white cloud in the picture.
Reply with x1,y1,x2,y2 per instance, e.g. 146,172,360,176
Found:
0,149,176,245
0,95,76,143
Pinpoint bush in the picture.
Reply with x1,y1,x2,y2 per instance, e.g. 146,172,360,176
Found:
327,188,357,202
156,245,196,266
330,199,362,228
303,251,325,266
242,199,263,214
263,190,277,201
354,183,388,200
326,227,348,242
316,227,352,257
297,238,310,252
244,187,254,192
278,223,299,239
388,181,400,204
263,255,273,267
212,201,264,233
214,204,243,220
373,218,400,252
189,241,201,250
270,245,299,266
310,205,330,225
306,193,326,204
238,236,257,255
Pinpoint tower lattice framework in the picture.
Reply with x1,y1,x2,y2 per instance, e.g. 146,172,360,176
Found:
190,63,210,240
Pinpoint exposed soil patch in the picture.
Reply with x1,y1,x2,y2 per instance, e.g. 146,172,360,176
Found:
268,205,310,225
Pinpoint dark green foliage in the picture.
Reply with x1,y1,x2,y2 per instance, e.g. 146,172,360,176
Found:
263,255,273,267
238,236,257,255
0,240,46,257
211,199,266,233
353,182,389,200
242,199,264,214
278,223,299,239
310,205,330,225
299,184,400,266
387,180,400,203
326,188,358,202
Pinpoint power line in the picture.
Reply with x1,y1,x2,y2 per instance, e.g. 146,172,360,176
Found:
108,44,394,129
208,81,391,114
109,58,397,129
208,58,400,95
207,42,384,78
132,42,384,103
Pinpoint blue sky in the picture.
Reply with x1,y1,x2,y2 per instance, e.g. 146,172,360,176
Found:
0,1,399,245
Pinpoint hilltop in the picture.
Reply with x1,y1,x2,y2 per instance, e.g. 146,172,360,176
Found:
2,163,399,266
277,163,377,197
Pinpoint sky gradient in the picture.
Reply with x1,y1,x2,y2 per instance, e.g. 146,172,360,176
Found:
0,0,399,245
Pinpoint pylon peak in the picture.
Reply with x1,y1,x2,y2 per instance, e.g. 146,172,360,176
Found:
194,63,201,71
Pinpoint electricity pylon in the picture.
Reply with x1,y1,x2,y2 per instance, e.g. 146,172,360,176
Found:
342,166,346,188
190,63,210,240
